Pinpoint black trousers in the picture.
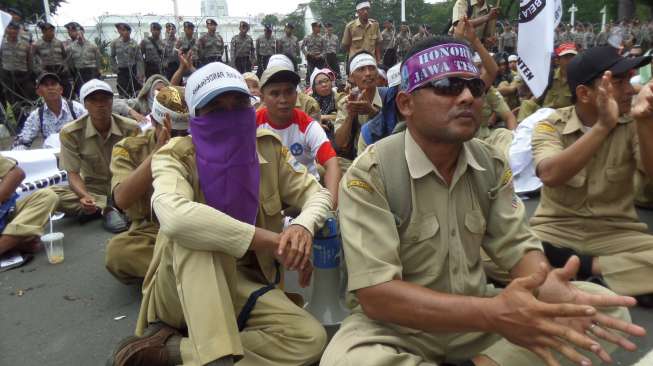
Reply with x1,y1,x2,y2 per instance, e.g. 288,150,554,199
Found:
0,69,36,133
326,52,340,79
43,65,73,99
117,66,141,98
256,55,272,78
73,67,101,98
164,61,179,81
235,57,252,74
144,62,162,79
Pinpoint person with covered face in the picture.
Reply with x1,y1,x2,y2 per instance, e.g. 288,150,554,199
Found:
321,35,645,366
108,62,332,366
105,86,190,284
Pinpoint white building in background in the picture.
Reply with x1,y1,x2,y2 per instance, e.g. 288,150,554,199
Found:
202,0,229,17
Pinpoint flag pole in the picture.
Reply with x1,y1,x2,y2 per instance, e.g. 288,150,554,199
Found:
43,0,52,22
401,0,406,22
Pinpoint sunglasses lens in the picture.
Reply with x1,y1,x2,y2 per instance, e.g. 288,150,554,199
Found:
429,78,485,98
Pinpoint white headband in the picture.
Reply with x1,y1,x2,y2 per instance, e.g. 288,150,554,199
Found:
349,53,377,73
356,1,371,10
151,98,189,130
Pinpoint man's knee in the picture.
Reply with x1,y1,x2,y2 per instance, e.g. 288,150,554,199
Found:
31,188,59,208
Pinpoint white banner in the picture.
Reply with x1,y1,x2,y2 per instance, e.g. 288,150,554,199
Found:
516,0,562,98
1,149,67,198
0,10,12,46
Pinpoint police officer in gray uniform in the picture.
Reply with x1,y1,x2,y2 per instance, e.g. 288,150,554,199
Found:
302,22,327,84
163,23,179,80
499,24,517,54
32,22,73,99
0,22,35,110
324,22,340,79
67,25,102,98
140,22,165,78
277,23,301,70
176,21,197,66
110,23,142,98
230,21,255,73
256,24,276,78
5,8,32,45
197,19,225,67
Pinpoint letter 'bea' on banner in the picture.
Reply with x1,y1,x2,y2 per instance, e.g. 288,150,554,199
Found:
516,0,562,98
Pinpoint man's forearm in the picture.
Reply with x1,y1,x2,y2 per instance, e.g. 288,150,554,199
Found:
323,158,341,208
509,249,550,280
113,155,154,211
357,279,495,334
536,125,611,186
68,171,91,198
334,116,354,149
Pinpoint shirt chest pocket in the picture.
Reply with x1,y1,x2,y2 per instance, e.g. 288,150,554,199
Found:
351,33,365,49
260,191,282,217
400,215,440,275
463,210,486,266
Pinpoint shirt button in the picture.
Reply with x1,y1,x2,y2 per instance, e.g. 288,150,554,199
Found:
450,229,456,237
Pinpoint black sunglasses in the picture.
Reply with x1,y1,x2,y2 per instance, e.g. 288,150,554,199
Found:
419,77,486,98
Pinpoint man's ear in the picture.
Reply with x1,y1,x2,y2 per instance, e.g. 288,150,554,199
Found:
395,91,413,119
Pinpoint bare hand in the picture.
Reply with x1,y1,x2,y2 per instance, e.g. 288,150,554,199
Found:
454,17,478,43
632,82,653,120
347,100,376,116
489,263,605,366
178,50,193,70
537,256,646,361
298,261,314,288
155,114,172,150
79,196,97,214
596,71,620,131
489,7,500,19
276,224,313,271
130,110,146,122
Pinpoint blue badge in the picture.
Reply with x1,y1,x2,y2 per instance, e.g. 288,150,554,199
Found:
290,143,303,156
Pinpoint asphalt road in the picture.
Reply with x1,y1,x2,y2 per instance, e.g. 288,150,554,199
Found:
1,198,652,365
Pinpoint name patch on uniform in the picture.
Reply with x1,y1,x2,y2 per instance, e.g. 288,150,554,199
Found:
535,123,556,134
501,168,513,186
347,179,373,192
112,146,129,159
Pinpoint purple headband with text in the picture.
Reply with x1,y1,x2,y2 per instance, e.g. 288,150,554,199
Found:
400,43,480,93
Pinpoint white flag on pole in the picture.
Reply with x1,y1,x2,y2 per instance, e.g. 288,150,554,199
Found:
516,0,563,98
0,10,12,47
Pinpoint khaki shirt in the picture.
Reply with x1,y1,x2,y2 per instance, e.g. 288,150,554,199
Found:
0,155,17,178
59,114,139,191
146,129,332,286
297,92,321,119
542,68,572,109
341,18,382,58
530,106,646,245
452,0,491,39
110,128,157,223
334,88,382,154
478,87,510,139
340,130,541,316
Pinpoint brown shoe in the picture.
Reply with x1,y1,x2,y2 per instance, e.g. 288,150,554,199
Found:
107,323,179,366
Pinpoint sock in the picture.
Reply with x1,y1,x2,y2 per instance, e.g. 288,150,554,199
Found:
165,335,182,366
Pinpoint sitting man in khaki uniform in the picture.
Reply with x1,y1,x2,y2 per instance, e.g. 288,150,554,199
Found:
542,43,576,109
105,86,190,284
52,79,139,232
0,157,58,258
334,52,382,168
322,37,645,366
108,62,332,366
530,46,653,306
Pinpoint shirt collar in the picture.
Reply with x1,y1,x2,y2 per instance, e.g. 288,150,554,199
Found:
85,116,124,139
562,106,632,135
372,87,383,109
405,129,485,181
43,97,67,116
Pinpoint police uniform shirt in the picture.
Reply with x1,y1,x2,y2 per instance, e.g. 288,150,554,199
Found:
341,18,382,57
230,34,255,58
530,106,646,245
256,35,277,57
278,35,301,60
163,35,178,64
33,37,66,70
198,33,225,60
302,34,327,58
110,38,141,69
140,37,165,64
68,39,102,69
59,114,139,189
477,86,510,139
324,33,339,54
381,29,395,51
395,32,412,59
0,38,31,72
176,35,198,55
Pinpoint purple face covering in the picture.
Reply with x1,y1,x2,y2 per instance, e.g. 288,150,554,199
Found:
400,43,480,93
190,107,260,225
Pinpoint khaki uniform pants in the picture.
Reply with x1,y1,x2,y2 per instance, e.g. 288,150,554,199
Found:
321,282,628,366
3,190,58,237
105,221,158,284
150,242,326,366
50,184,108,216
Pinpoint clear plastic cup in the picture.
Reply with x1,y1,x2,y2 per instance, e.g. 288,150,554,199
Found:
41,232,64,264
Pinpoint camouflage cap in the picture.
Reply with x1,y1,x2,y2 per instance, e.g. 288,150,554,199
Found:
152,86,189,130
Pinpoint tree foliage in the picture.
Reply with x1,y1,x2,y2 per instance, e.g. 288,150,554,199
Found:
0,0,66,24
262,14,280,27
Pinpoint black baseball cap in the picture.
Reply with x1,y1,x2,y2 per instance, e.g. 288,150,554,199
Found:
38,22,55,30
150,22,162,30
7,22,20,29
115,22,131,31
183,21,195,29
206,19,217,26
36,72,61,87
311,21,321,27
567,46,652,92
6,7,21,17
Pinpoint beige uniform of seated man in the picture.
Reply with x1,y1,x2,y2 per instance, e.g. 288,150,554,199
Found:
51,79,139,232
530,46,653,304
108,62,332,366
105,86,190,284
322,37,645,366
0,156,58,258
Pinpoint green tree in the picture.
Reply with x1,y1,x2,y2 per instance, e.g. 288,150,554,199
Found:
262,14,280,27
0,0,66,24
